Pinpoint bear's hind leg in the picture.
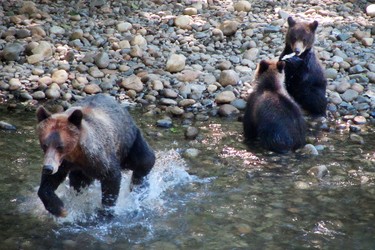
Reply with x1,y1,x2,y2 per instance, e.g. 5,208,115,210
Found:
69,170,93,193
124,129,155,185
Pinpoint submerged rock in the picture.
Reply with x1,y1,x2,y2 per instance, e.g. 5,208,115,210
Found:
0,121,16,130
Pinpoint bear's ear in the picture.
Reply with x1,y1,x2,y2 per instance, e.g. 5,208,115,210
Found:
276,61,285,73
68,109,83,128
309,21,318,32
258,60,269,75
287,16,296,27
36,106,51,123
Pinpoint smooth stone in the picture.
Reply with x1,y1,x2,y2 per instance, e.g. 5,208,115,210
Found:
219,20,239,36
160,98,177,106
32,91,45,99
183,148,200,158
233,1,251,12
9,78,22,91
94,52,110,69
84,84,102,94
185,126,199,139
0,121,17,130
2,43,24,61
163,89,178,98
120,75,143,92
215,91,236,104
307,165,328,179
341,89,358,102
174,15,192,29
32,41,52,58
349,133,364,144
166,54,186,73
27,54,44,64
219,70,239,86
156,118,173,128
302,144,319,155
353,116,366,125
51,69,68,84
294,181,310,190
218,104,240,117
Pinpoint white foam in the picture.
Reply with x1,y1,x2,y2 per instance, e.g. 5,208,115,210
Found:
23,149,197,224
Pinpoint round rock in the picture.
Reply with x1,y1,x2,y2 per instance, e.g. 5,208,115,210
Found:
166,54,186,73
219,70,239,86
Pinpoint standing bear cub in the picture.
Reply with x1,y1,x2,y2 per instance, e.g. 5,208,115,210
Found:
243,59,306,153
36,94,155,217
279,16,327,116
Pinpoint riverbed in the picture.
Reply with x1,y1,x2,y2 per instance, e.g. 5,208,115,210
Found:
0,107,374,249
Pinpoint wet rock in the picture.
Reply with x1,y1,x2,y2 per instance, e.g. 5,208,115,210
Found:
219,20,239,36
302,144,319,155
307,165,328,179
215,91,236,104
185,126,199,140
234,1,252,12
294,181,310,190
0,121,17,131
51,70,68,84
120,75,144,92
2,43,24,61
160,98,177,106
219,70,239,86
349,133,364,144
166,54,186,73
183,148,199,158
353,116,366,125
156,117,173,128
218,104,240,117
341,89,358,102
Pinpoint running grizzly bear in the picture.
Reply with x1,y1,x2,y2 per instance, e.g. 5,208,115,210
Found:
279,16,327,116
243,59,306,153
36,94,155,217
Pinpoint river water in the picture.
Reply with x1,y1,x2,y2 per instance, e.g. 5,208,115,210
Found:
0,106,374,250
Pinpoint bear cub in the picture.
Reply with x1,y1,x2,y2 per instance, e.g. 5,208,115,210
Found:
243,59,306,153
36,94,155,217
279,16,327,117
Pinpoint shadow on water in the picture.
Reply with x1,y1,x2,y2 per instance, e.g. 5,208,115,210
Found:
0,106,374,249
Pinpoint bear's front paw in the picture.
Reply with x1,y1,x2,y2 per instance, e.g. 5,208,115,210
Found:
284,55,304,67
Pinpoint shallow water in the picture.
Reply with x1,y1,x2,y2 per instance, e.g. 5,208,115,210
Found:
0,107,374,250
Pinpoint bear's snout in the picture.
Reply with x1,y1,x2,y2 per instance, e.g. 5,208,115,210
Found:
42,165,55,175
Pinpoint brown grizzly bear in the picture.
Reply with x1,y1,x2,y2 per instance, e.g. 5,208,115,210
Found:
36,94,155,217
243,59,306,153
279,16,327,116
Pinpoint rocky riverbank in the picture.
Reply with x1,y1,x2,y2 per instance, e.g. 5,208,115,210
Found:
0,0,374,129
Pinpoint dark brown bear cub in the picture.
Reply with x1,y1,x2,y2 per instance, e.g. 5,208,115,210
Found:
36,94,155,217
243,60,306,153
279,16,327,116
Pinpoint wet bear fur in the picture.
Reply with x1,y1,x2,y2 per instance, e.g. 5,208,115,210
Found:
243,59,306,153
36,94,155,217
279,16,327,116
